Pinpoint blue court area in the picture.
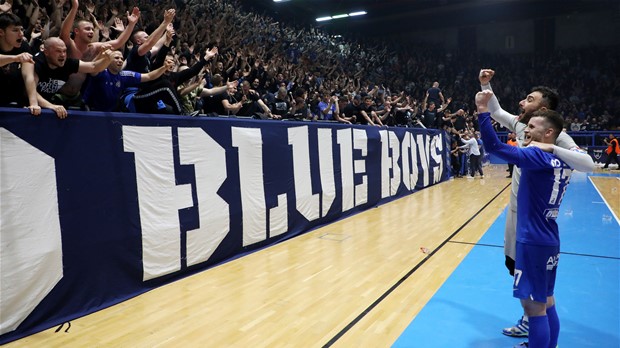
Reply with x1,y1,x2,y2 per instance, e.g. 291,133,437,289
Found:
393,172,620,348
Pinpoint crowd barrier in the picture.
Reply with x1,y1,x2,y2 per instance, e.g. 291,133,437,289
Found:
0,108,450,344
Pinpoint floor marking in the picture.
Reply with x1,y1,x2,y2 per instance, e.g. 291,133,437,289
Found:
318,233,351,242
448,241,503,249
322,183,511,348
588,176,620,225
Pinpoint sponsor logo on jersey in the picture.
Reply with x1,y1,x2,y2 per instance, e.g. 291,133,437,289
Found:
544,208,559,220
547,254,559,270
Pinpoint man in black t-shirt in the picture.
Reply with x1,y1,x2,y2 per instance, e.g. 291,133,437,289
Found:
222,80,276,119
125,9,176,74
342,95,363,124
421,101,437,128
202,74,227,115
359,95,382,126
426,81,445,106
22,37,112,118
0,13,40,115
270,86,291,118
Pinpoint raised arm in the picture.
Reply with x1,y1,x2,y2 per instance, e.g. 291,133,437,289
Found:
137,9,175,57
476,90,520,164
0,0,12,13
149,24,170,58
107,7,140,50
479,69,519,131
174,47,218,86
437,97,451,113
200,80,238,97
140,57,174,83
59,0,79,52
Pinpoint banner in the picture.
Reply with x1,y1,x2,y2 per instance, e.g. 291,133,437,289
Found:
0,108,450,343
587,146,610,164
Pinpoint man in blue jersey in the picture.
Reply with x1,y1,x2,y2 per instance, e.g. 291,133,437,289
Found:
82,50,172,112
476,90,571,348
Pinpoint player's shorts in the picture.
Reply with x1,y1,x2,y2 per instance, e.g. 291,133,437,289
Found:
513,242,559,303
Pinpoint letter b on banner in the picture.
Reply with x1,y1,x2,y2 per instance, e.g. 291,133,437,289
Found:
0,129,63,335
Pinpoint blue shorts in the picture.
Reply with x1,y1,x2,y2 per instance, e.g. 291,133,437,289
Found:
513,242,559,303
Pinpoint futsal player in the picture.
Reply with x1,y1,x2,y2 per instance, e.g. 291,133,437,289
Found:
476,90,572,348
478,69,594,339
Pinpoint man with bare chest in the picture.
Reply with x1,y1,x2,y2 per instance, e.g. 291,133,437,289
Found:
58,0,139,98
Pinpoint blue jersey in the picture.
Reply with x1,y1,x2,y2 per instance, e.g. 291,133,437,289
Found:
83,69,142,111
478,112,572,246
514,147,572,246
318,101,336,120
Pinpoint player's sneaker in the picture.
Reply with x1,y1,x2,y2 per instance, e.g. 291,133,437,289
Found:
503,316,529,337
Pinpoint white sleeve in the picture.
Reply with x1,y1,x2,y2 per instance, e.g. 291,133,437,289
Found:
481,83,519,132
553,132,595,172
552,146,595,172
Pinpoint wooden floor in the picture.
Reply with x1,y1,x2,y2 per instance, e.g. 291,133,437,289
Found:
3,165,539,348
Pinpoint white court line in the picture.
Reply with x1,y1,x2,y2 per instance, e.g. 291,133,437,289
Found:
588,176,620,225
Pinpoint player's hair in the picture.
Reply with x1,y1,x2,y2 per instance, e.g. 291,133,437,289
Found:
531,86,559,110
0,12,22,30
73,19,94,31
531,109,564,139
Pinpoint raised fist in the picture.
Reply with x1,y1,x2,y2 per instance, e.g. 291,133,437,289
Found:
479,69,495,85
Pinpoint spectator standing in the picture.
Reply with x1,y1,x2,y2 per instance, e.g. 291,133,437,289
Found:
426,81,445,106
459,130,484,178
603,134,619,170
506,132,518,178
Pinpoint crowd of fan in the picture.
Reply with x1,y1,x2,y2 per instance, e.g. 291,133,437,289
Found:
1,0,618,132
